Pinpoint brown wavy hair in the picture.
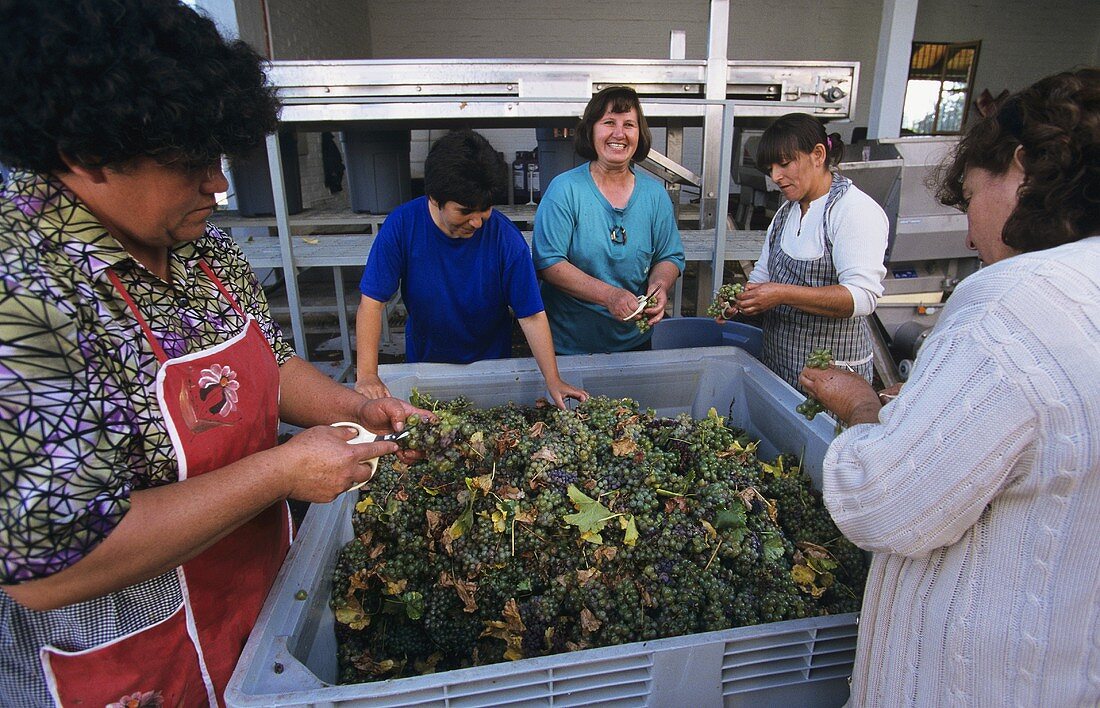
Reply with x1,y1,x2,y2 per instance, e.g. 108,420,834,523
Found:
574,86,652,163
937,67,1100,252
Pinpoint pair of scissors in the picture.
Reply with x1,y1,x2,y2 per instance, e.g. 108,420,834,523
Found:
330,422,409,490
622,286,660,322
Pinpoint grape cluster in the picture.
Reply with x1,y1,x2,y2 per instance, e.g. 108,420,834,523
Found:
795,348,833,420
705,282,745,319
332,393,867,684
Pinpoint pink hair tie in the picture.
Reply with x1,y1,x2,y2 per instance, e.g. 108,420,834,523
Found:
826,136,833,150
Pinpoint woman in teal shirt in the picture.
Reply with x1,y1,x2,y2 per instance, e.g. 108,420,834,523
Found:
532,86,685,354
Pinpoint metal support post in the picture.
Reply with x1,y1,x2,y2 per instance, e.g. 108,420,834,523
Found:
710,101,736,295
696,0,730,310
266,131,308,359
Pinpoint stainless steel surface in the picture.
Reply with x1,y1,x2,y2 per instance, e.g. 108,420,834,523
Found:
268,58,857,119
642,149,702,187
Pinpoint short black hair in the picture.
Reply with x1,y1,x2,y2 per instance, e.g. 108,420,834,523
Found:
574,86,652,163
0,0,280,173
755,113,844,172
423,130,507,211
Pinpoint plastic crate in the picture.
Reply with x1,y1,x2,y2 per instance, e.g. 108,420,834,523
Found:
651,317,763,359
342,130,412,214
230,129,303,217
226,348,853,707
536,127,586,192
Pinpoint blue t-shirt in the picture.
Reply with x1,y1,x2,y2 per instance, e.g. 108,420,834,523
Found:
359,197,544,363
532,163,685,354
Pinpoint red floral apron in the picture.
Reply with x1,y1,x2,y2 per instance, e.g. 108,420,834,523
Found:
40,261,290,707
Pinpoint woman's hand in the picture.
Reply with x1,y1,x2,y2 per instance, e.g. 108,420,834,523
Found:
278,424,400,502
546,378,589,410
642,285,669,326
354,396,430,433
606,287,645,321
356,396,438,464
798,367,882,426
734,282,786,316
354,373,391,400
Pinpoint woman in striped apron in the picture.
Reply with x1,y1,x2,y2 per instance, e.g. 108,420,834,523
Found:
730,114,889,389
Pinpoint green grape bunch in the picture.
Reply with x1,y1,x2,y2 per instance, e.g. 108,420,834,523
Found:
705,283,744,319
795,348,833,420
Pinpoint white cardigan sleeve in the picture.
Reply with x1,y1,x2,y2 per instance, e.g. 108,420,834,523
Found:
822,282,1039,556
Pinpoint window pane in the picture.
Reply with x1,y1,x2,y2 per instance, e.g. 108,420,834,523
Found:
936,81,968,132
902,79,942,133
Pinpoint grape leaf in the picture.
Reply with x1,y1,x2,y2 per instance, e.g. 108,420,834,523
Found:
620,514,639,546
402,591,425,620
334,596,370,630
563,484,615,544
761,531,785,563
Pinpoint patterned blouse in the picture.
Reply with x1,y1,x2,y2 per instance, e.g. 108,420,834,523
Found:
0,171,294,584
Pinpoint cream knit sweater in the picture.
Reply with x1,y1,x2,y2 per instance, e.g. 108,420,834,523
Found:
824,236,1100,706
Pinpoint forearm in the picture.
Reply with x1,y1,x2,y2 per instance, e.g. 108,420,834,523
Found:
355,296,384,382
518,312,563,384
539,261,618,307
279,355,369,426
3,446,291,610
780,283,855,318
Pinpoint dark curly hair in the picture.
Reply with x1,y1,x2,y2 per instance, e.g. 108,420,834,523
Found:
755,113,844,173
423,130,507,211
574,86,652,163
0,0,280,173
937,67,1100,252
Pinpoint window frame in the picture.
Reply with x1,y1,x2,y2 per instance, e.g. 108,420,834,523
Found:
901,40,982,135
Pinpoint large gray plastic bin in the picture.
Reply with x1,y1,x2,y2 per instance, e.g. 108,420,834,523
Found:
227,348,853,707
342,130,412,214
230,129,303,217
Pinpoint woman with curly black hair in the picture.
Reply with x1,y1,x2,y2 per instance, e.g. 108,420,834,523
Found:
800,67,1100,705
0,2,431,705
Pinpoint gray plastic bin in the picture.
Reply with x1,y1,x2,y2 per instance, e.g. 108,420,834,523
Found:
226,348,853,707
536,127,586,190
651,317,763,359
342,130,412,213
230,129,303,217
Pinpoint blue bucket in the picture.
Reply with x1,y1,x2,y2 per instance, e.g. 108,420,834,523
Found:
650,317,763,359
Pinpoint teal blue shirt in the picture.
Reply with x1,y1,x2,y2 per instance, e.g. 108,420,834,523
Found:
532,163,685,354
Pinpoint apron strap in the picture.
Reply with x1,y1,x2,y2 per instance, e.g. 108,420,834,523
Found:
197,260,246,317
106,260,247,363
105,268,169,363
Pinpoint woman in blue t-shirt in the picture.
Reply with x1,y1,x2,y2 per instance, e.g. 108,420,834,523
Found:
532,86,686,355
356,129,587,409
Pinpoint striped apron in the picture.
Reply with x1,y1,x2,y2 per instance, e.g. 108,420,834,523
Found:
760,173,874,390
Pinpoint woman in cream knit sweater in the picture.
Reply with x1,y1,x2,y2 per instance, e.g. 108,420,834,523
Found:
801,68,1100,706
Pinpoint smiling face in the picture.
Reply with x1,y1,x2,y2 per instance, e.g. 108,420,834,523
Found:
429,198,492,239
591,106,639,171
961,164,1025,265
766,143,829,206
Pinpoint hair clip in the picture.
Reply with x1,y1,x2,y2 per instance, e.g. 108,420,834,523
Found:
609,225,627,245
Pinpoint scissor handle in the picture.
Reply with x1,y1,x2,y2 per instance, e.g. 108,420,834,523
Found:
331,422,380,489
331,421,379,444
